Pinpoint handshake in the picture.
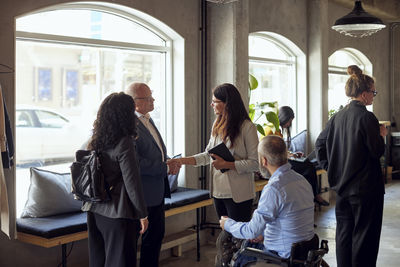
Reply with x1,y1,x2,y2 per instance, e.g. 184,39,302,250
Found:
166,158,182,175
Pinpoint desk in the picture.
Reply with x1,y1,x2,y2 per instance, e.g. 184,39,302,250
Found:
255,179,268,192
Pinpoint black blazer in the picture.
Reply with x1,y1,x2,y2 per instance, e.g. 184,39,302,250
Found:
88,136,147,220
135,119,171,207
315,100,385,197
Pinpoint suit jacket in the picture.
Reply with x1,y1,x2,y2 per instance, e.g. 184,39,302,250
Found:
193,119,259,203
85,136,148,220
135,118,171,207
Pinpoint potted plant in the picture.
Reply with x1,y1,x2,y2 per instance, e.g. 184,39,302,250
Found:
248,74,281,137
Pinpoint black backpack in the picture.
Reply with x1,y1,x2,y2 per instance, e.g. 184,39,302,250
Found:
70,150,111,202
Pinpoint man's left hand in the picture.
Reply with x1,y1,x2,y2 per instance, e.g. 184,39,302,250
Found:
219,216,229,230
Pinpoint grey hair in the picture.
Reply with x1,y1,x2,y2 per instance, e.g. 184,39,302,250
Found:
258,135,288,167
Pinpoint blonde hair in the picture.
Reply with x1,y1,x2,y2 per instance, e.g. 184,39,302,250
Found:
345,65,375,98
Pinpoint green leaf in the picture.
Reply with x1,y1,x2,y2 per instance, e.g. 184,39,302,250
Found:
248,74,258,91
265,111,280,132
257,101,277,108
249,105,255,121
256,124,265,136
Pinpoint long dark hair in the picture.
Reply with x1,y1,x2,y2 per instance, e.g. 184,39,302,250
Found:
212,83,250,146
278,106,295,148
88,92,137,151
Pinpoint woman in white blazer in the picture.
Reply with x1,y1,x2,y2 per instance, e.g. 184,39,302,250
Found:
176,83,259,266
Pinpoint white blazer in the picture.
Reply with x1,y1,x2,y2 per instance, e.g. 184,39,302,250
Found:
193,119,259,202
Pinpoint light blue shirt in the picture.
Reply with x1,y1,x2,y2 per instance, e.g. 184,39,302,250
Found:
224,163,314,258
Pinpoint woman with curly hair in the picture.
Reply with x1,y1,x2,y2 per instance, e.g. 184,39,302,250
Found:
83,92,148,267
316,65,387,267
174,83,259,266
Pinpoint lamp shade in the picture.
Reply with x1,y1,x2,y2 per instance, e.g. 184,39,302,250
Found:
332,1,386,38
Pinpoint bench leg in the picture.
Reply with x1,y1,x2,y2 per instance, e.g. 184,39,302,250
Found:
62,244,67,267
196,208,200,261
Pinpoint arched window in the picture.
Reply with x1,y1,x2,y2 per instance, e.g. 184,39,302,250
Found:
328,48,373,114
15,3,181,216
248,32,306,135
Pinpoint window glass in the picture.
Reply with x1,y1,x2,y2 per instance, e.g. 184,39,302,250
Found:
328,49,371,114
328,50,360,68
328,73,350,113
16,110,34,127
16,10,165,46
249,36,291,60
249,34,297,134
15,7,170,217
35,110,69,128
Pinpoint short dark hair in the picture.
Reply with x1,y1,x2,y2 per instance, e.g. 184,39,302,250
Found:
258,135,287,167
88,92,137,151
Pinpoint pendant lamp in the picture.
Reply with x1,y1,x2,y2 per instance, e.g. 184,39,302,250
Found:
206,0,238,3
332,1,386,37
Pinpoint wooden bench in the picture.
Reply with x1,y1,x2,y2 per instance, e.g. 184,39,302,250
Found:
16,187,213,267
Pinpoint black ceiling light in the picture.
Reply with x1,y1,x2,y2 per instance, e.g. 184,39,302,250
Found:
206,0,238,3
332,0,386,37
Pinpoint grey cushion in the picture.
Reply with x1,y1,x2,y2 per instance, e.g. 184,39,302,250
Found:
21,168,82,218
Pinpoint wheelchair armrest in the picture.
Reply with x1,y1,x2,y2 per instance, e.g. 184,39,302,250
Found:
240,247,287,265
304,239,329,267
320,239,329,252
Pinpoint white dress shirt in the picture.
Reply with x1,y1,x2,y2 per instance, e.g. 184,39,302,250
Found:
135,111,165,161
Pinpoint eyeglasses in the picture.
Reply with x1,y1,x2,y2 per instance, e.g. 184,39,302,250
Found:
134,96,154,102
211,100,223,104
369,90,378,97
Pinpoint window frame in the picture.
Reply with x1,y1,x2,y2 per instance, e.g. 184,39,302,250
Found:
248,32,301,134
14,3,184,218
15,3,174,147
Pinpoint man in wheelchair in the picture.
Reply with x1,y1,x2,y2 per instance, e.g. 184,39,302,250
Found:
220,136,327,267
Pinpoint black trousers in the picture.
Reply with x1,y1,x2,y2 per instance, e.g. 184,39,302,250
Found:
214,197,253,222
87,212,140,267
335,192,384,267
139,203,165,267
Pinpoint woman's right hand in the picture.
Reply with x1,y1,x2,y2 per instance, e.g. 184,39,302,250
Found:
139,217,149,234
380,124,388,137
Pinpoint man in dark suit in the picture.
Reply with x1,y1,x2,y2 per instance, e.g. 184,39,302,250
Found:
126,83,180,267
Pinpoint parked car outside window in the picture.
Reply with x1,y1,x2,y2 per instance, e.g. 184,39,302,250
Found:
16,106,91,165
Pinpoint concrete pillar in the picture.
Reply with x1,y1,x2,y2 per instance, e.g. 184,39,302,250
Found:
390,23,400,132
208,0,249,105
307,0,329,149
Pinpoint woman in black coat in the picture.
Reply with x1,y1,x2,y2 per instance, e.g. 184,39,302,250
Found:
84,92,148,267
315,65,387,267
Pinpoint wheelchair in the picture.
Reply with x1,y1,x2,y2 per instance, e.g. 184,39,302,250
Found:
232,234,329,267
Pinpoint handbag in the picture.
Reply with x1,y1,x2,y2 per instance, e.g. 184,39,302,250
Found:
70,150,111,202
